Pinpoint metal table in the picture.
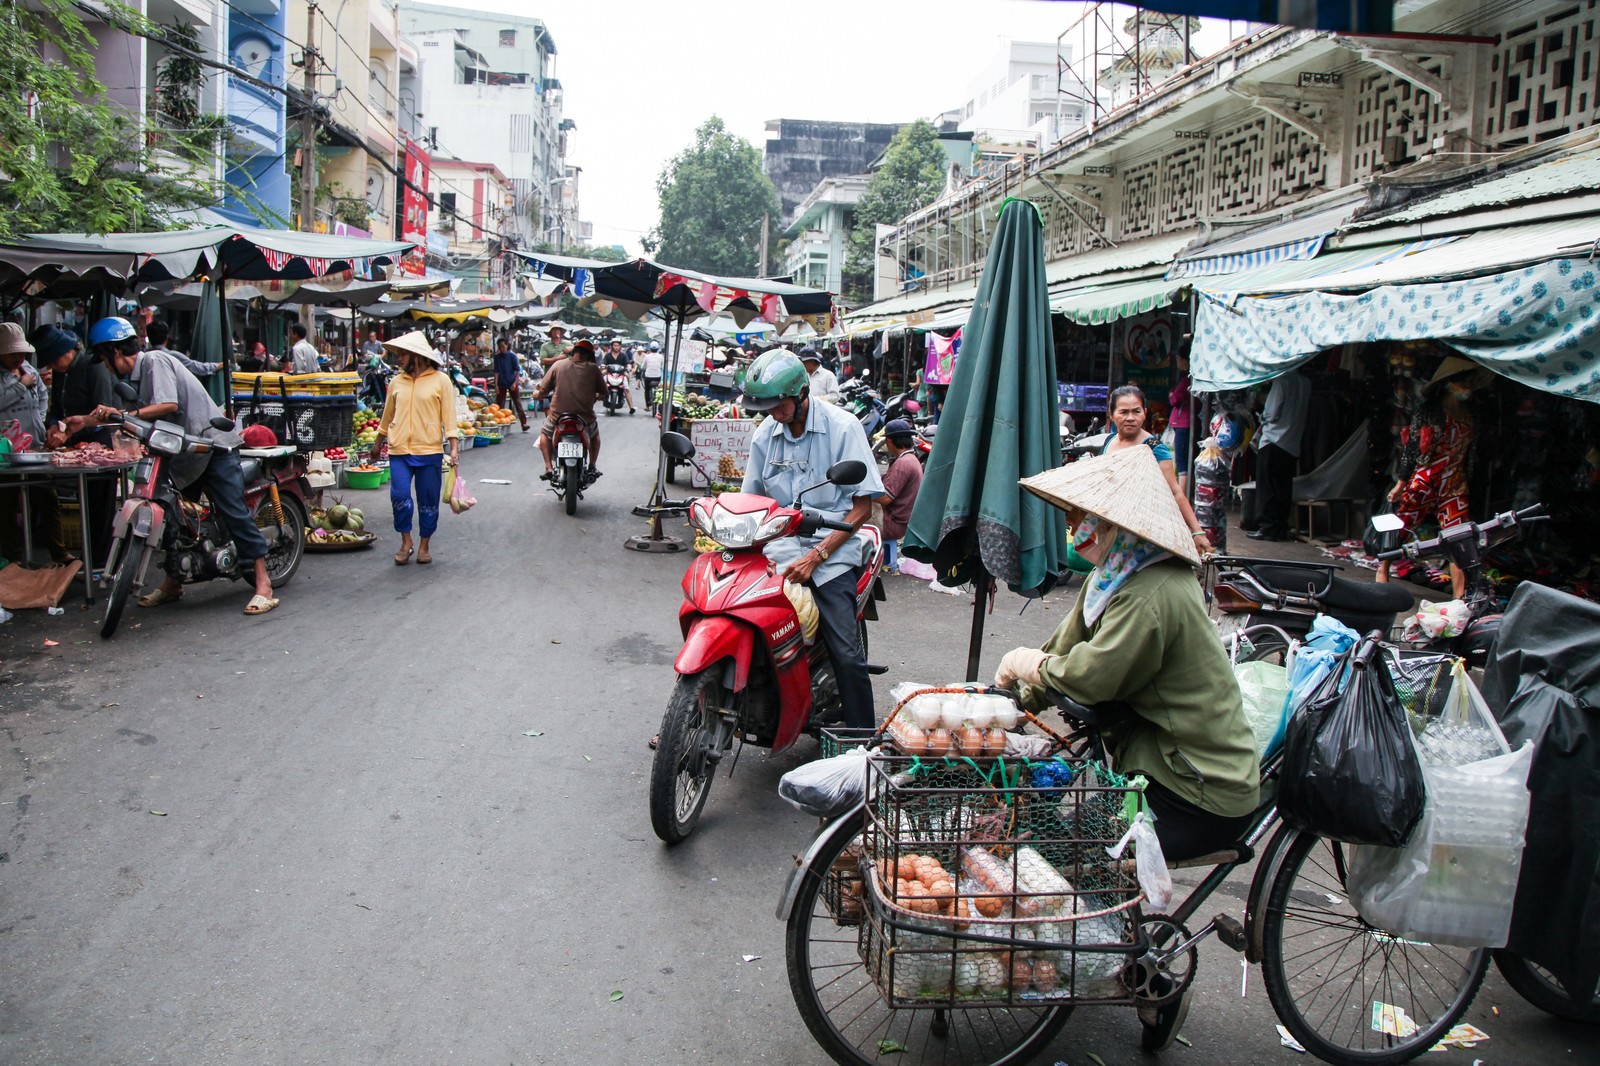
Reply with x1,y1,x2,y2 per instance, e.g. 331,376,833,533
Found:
0,457,134,603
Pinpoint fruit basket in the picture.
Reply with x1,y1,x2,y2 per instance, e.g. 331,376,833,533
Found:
304,529,377,552
343,465,385,489
854,753,1145,1008
475,422,509,444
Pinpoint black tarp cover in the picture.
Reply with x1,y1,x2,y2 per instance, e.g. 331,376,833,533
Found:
1482,582,1600,1000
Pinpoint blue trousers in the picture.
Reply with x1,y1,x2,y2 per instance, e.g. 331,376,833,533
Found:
390,453,442,538
809,566,875,729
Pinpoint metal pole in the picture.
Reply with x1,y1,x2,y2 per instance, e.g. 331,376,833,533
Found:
625,309,687,552
298,2,320,334
965,562,990,683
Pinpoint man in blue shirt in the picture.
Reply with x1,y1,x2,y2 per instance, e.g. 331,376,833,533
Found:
741,349,886,729
492,336,530,431
1250,368,1311,541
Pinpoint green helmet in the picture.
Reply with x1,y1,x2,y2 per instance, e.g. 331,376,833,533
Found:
741,349,809,411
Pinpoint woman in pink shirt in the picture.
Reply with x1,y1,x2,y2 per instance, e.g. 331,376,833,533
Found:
1169,346,1193,491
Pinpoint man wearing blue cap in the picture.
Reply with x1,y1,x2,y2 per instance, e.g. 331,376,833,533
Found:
878,418,923,574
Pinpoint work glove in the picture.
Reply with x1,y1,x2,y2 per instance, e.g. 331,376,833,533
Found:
994,647,1049,689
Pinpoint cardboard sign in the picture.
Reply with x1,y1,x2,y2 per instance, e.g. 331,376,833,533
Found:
688,418,755,489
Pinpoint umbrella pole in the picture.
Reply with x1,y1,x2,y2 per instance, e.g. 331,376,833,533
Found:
965,562,990,683
217,279,235,417
625,310,686,553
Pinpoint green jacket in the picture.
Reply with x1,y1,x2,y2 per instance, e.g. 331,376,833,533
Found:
1016,559,1260,818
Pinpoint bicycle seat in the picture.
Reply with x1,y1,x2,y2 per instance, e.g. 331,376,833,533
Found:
1050,691,1137,732
1168,843,1254,870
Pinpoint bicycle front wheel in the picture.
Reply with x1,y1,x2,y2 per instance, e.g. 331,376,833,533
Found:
1260,829,1488,1065
785,811,1071,1066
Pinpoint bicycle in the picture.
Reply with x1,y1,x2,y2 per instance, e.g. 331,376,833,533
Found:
779,649,1489,1066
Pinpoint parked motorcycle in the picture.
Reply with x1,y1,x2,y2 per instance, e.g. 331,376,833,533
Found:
1061,417,1107,464
1207,503,1547,665
447,364,487,401
360,361,395,408
648,432,887,844
601,362,629,416
547,412,594,516
835,377,887,440
98,405,308,638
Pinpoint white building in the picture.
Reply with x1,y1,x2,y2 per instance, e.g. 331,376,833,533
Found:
956,40,1087,151
399,3,573,247
781,176,869,295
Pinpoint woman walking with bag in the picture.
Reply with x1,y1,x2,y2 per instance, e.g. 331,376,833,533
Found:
369,331,459,565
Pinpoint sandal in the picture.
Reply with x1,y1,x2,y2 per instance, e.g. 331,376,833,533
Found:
243,594,279,616
138,587,182,608
394,546,413,565
416,548,431,565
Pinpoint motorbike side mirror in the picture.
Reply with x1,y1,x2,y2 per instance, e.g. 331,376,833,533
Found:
210,416,236,432
114,381,138,402
660,431,695,459
826,459,867,486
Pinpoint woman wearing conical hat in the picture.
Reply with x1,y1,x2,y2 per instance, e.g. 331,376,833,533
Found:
995,446,1260,863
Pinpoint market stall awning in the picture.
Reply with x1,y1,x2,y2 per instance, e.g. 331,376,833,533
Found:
1168,200,1360,280
23,225,411,284
1050,276,1189,325
1191,217,1600,401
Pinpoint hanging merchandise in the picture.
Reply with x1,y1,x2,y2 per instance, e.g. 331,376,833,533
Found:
1192,438,1231,552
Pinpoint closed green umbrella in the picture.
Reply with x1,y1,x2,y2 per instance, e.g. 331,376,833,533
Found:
903,198,1064,680
189,278,232,407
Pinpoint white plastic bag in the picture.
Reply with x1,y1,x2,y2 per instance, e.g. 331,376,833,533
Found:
1347,741,1533,948
1234,659,1291,759
1106,810,1172,910
778,747,873,818
1401,598,1472,641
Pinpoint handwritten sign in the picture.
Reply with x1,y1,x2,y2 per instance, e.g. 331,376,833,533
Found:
688,418,755,488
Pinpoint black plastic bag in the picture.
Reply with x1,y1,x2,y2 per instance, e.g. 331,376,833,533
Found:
1279,641,1427,847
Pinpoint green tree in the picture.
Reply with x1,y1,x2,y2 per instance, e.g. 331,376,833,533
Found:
647,116,779,277
0,0,221,238
844,119,947,303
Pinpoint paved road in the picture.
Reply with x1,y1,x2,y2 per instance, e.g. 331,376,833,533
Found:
0,411,1592,1065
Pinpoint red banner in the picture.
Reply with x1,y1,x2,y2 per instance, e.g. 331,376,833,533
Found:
399,136,430,277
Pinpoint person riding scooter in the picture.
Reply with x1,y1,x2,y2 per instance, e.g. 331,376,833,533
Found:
533,338,604,482
80,317,280,616
740,349,885,729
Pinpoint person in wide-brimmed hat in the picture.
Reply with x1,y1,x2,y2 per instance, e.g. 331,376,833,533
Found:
372,331,458,565
0,323,69,565
996,445,1260,872
1376,353,1490,597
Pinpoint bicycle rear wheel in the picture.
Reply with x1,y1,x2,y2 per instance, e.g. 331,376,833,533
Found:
1260,829,1488,1065
785,811,1071,1066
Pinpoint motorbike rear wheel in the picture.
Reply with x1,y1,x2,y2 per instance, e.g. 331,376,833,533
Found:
563,463,580,516
1493,950,1600,1023
255,494,306,586
100,539,150,639
649,669,732,844
786,810,1072,1066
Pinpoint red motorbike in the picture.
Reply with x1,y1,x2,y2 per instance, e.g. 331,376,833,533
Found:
648,432,886,844
547,412,593,516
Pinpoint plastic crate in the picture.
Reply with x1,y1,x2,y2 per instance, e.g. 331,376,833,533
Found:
857,755,1144,1008
237,395,357,452
232,371,359,398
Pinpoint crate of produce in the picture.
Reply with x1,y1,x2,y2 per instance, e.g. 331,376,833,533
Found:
232,371,359,399
236,395,357,451
474,422,509,444
855,753,1145,1008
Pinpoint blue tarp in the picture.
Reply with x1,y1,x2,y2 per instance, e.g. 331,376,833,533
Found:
1121,0,1392,32
1192,258,1600,403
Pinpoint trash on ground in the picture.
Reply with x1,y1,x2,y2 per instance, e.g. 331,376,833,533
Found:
1276,1025,1306,1053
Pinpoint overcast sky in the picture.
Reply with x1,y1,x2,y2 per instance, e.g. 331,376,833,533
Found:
434,0,1240,255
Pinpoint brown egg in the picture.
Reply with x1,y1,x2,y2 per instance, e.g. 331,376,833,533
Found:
897,856,921,881
974,894,1005,918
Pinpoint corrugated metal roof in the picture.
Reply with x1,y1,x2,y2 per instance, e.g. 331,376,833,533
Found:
1349,142,1600,228
1044,231,1197,286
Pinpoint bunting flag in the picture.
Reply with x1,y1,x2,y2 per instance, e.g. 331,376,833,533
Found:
759,292,784,324
655,272,689,299
695,280,719,315
572,268,592,298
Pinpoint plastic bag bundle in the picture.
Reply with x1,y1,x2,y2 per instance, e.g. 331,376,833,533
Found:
1106,810,1172,909
778,747,873,818
1234,659,1292,759
1304,613,1359,654
1401,598,1472,641
1279,645,1426,847
448,468,476,514
1191,439,1230,552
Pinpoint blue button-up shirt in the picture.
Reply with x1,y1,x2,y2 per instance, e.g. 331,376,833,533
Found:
742,398,887,587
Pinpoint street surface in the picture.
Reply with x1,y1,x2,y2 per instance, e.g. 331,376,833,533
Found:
1,408,1593,1065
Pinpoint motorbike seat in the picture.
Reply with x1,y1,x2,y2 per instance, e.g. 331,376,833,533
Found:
856,525,884,593
1320,573,1416,614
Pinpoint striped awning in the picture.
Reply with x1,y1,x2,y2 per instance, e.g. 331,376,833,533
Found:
1050,276,1188,325
1168,233,1330,280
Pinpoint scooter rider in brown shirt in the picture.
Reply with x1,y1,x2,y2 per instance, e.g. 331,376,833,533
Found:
533,338,604,480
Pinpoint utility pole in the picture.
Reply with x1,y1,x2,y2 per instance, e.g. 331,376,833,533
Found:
298,2,320,234
758,213,769,276
298,2,320,331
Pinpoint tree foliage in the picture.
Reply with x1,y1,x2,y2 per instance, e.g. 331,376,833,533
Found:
0,0,222,239
844,119,947,303
647,116,779,277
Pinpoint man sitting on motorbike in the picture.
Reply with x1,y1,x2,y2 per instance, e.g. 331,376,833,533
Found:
741,350,886,729
533,338,604,482
81,316,280,616
604,338,636,414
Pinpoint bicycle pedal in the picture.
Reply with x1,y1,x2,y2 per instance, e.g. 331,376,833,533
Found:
1213,913,1246,953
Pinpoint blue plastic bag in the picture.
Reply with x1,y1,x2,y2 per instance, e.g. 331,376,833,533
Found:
1305,613,1359,654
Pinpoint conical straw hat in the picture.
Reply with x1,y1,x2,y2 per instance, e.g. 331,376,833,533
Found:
1019,444,1201,566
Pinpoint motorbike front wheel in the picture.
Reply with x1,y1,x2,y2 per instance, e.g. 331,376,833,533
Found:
255,494,307,586
649,669,733,844
101,539,151,639
786,810,1072,1066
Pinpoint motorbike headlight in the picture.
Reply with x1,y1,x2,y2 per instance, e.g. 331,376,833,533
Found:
691,499,789,549
147,427,185,456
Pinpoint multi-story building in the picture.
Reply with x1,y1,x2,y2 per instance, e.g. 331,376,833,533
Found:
763,119,904,229
398,3,572,248
952,40,1088,155
780,176,869,295
430,158,513,295
219,0,291,224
